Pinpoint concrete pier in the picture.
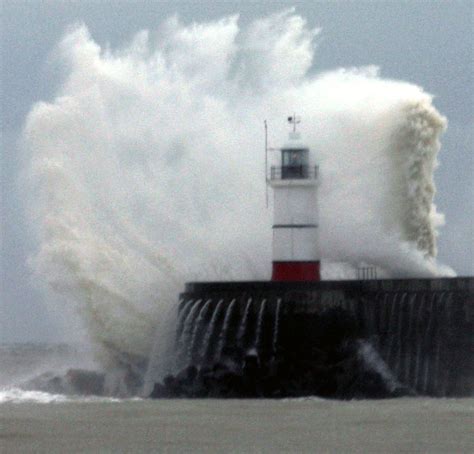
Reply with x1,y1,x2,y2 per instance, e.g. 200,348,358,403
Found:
154,277,473,398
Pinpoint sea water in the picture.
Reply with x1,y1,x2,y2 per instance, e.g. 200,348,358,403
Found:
1,343,472,453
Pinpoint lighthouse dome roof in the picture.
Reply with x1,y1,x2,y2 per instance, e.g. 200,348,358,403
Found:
282,131,309,150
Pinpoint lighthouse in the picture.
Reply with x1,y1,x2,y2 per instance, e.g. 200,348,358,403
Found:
268,116,320,281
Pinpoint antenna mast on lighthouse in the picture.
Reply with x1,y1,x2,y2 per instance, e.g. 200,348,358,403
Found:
264,120,269,208
267,115,321,281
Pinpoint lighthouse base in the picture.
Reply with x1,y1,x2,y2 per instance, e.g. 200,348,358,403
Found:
272,261,320,281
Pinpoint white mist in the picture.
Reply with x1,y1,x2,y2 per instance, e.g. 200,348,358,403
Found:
22,10,454,369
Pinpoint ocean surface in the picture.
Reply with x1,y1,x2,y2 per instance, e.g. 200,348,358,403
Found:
1,343,473,453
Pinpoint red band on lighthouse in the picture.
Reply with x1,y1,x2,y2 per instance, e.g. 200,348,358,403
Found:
272,261,320,282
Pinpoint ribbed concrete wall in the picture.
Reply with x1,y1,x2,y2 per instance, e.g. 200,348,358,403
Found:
176,277,473,397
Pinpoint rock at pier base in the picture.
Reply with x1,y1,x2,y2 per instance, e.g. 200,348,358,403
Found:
150,340,412,400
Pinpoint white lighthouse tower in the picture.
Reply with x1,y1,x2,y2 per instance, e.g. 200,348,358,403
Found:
268,116,320,281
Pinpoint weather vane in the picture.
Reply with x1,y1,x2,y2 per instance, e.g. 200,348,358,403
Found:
287,114,301,132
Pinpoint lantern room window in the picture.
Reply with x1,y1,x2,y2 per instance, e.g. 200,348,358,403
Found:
281,148,309,179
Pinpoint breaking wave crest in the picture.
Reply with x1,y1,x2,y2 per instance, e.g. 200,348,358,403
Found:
22,10,454,374
0,387,127,404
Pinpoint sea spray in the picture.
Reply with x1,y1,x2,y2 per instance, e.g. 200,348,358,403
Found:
216,299,236,361
22,10,453,377
188,299,212,362
200,299,224,363
237,298,253,348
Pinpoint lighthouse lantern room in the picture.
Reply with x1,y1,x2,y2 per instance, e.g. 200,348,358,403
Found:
268,116,320,281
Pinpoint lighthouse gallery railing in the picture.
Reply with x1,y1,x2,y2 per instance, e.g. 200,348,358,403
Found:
270,165,318,180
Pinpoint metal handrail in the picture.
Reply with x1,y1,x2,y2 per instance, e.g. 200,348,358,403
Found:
269,165,318,180
357,267,378,280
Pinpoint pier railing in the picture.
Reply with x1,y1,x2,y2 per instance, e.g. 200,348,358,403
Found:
357,267,378,280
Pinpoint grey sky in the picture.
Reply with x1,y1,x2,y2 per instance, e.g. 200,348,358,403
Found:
1,1,473,342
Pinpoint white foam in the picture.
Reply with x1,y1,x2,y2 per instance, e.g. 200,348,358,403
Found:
0,387,134,404
21,10,454,374
0,388,70,404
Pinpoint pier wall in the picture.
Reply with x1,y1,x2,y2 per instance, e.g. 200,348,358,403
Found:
173,278,473,397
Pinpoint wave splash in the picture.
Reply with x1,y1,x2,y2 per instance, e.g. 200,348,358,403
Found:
0,387,132,404
22,10,453,379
